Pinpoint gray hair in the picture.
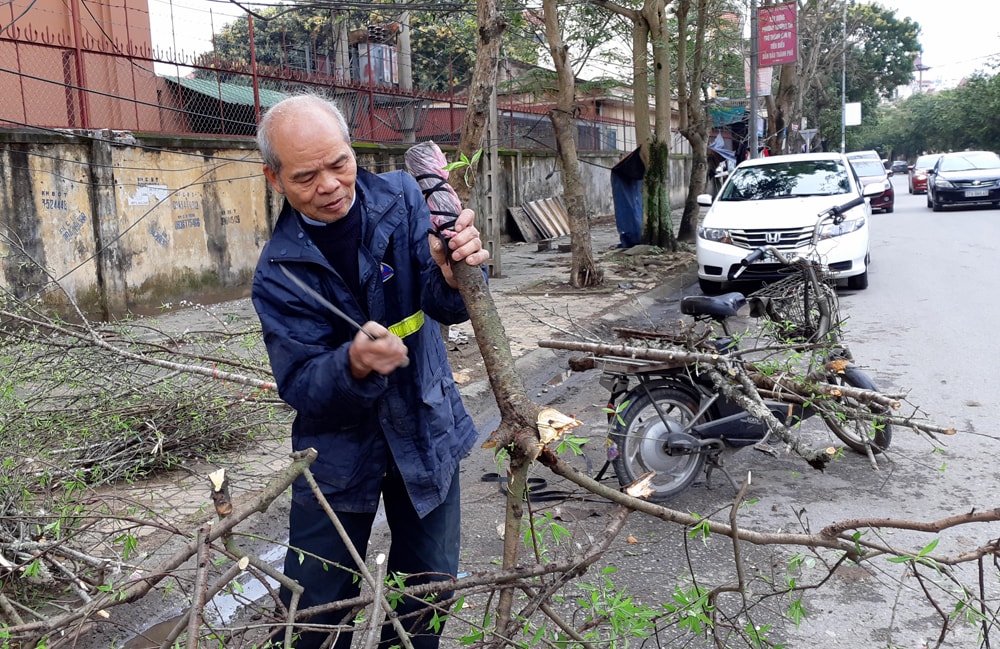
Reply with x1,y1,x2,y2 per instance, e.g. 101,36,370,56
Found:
256,93,351,173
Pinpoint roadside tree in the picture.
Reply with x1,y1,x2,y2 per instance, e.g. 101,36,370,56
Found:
673,0,743,242
540,0,603,287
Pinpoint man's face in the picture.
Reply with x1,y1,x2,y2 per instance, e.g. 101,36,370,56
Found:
263,105,358,223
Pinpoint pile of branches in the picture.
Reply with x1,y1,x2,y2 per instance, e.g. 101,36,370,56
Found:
0,292,984,649
0,295,288,620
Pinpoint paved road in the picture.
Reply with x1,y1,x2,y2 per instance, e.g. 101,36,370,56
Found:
461,175,1000,648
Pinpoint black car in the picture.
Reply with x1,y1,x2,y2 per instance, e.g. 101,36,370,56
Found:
890,160,908,174
927,151,1000,211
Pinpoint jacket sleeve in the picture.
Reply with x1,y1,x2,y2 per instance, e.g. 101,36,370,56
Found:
252,261,388,420
399,174,477,325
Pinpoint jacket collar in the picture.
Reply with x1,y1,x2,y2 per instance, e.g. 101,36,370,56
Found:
269,167,404,260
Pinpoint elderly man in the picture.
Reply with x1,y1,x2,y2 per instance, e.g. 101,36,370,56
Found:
252,93,488,649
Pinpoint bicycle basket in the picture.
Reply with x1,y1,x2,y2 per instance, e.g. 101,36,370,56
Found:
748,266,840,343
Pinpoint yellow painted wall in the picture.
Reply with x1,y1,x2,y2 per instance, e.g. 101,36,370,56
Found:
27,143,99,306
111,146,269,309
0,132,269,318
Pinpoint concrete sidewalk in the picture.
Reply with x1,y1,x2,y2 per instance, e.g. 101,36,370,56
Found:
461,221,697,364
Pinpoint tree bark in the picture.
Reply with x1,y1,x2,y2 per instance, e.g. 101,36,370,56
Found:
589,0,676,251
641,0,678,251
675,0,710,243
543,0,603,287
448,0,538,434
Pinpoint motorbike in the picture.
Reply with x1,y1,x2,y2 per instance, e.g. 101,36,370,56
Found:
597,292,888,500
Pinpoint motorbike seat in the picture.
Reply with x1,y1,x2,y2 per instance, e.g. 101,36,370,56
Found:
681,292,749,320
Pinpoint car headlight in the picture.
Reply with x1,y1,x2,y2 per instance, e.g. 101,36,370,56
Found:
934,177,956,189
698,226,732,243
915,173,927,181
820,216,866,239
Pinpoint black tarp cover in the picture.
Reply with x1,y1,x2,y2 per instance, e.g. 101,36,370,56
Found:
611,148,645,248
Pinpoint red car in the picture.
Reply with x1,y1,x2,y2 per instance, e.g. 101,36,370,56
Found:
850,158,895,213
908,153,942,194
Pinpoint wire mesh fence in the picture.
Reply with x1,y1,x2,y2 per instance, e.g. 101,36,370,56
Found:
0,2,637,153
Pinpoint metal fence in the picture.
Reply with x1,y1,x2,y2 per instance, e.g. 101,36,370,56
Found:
0,14,636,154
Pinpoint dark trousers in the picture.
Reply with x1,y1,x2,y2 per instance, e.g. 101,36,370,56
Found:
278,465,461,649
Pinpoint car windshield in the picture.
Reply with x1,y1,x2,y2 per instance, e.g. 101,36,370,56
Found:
914,154,940,169
851,160,886,177
939,152,1000,172
719,160,851,201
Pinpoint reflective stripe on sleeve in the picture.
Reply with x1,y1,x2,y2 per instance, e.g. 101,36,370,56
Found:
388,310,425,338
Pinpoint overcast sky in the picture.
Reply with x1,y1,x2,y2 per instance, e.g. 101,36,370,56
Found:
863,0,1000,88
148,0,244,73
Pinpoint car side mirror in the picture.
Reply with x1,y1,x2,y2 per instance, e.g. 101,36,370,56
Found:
862,183,883,197
697,193,713,207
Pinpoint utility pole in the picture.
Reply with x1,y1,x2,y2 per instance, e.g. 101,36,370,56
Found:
915,57,931,93
840,0,846,154
749,0,758,160
398,10,415,143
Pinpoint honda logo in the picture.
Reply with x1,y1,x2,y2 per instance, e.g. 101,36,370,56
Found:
764,232,781,244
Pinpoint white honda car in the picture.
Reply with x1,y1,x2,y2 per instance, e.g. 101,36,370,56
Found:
696,152,880,294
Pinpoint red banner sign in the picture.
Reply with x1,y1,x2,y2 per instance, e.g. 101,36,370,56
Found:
758,2,797,67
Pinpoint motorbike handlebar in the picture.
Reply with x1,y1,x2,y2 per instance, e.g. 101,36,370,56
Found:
731,246,773,279
740,247,767,267
824,195,865,223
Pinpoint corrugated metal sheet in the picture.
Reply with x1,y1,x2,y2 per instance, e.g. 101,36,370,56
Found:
166,76,288,108
508,206,544,242
522,196,570,239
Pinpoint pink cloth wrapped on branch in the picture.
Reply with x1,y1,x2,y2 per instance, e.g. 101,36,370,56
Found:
404,141,462,235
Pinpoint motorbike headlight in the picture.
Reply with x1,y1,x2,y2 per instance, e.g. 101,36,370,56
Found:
820,216,866,239
698,226,732,244
934,177,956,189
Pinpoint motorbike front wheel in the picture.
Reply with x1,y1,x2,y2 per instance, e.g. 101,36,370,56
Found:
609,385,706,501
817,367,892,454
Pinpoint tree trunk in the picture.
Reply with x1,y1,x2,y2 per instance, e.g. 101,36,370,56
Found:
450,0,532,425
640,0,678,251
642,140,674,248
675,0,709,243
678,133,707,242
449,0,576,640
589,0,678,250
543,0,603,287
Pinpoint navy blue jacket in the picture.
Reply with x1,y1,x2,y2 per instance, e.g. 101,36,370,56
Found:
252,168,478,517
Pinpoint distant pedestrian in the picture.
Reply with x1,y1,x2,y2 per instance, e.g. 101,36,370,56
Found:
251,93,489,649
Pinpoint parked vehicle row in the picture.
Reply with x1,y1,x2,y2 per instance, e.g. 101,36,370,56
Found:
694,148,1000,297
